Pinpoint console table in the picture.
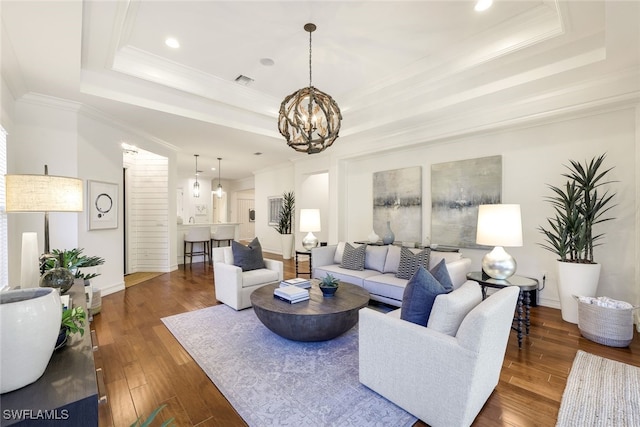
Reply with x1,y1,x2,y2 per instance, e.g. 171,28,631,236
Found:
0,281,101,426
466,272,538,349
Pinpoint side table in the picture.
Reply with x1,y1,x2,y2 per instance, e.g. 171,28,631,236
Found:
295,250,312,277
466,271,538,349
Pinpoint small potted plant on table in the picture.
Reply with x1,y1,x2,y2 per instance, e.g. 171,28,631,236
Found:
319,274,340,297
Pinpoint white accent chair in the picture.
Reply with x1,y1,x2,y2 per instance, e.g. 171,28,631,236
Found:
212,246,283,310
359,284,519,427
211,224,235,247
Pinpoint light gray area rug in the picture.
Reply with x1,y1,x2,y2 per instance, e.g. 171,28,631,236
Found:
161,304,416,426
556,350,640,426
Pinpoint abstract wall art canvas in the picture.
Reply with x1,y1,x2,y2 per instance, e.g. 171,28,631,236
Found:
373,166,422,244
431,155,502,248
88,180,118,230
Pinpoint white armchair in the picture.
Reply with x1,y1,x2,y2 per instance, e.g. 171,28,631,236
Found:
359,284,519,427
212,246,283,310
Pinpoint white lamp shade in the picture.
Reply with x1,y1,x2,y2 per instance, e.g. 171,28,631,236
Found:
5,174,83,212
476,204,523,247
300,209,321,233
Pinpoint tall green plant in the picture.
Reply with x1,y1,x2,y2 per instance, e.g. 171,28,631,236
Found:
274,191,295,234
538,154,616,263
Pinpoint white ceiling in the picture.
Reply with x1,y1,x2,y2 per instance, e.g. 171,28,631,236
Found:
2,1,638,182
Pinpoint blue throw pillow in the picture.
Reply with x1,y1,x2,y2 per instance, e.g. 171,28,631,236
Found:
430,259,454,291
232,237,266,272
400,266,449,327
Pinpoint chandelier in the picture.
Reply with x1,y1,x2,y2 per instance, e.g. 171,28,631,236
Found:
216,157,223,199
278,23,342,154
193,154,200,198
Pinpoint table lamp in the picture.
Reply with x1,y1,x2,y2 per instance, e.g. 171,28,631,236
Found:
5,165,83,270
475,204,522,280
300,209,321,250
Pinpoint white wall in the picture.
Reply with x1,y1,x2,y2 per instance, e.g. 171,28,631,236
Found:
7,96,81,287
7,95,179,294
177,177,213,224
254,163,294,254
339,107,638,308
296,172,329,250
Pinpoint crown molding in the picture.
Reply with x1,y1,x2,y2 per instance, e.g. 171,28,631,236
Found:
18,92,82,113
111,45,279,117
333,67,640,161
77,103,180,153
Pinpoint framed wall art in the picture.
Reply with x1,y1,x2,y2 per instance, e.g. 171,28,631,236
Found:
373,166,422,243
88,180,118,230
431,155,502,248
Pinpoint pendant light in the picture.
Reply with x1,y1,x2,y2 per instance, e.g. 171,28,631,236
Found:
278,23,342,154
216,157,223,199
193,154,200,198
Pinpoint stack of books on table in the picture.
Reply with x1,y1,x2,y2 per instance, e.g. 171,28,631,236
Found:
274,285,310,304
279,277,312,289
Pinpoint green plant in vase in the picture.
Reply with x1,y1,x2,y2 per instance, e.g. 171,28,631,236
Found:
62,306,87,337
537,153,617,323
319,273,339,297
55,306,87,350
42,248,105,281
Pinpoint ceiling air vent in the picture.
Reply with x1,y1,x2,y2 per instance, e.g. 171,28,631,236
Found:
234,75,254,86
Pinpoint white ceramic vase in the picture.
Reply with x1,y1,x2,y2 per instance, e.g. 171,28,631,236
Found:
557,261,601,324
281,234,294,260
0,287,62,393
368,230,379,243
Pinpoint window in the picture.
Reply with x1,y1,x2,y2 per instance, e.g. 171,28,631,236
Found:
268,196,283,226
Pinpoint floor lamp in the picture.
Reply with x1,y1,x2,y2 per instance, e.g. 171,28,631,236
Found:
5,165,83,281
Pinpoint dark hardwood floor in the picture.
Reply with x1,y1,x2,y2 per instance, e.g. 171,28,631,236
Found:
94,253,639,426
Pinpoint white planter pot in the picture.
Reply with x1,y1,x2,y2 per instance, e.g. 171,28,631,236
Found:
281,234,294,260
0,287,61,393
557,261,601,324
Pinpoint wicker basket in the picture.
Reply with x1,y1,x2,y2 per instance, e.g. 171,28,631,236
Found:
576,298,637,347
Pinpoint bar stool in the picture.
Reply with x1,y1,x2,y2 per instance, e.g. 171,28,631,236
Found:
211,224,235,247
183,227,211,268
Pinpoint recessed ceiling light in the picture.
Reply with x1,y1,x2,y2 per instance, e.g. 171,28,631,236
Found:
475,0,493,12
260,58,275,66
254,152,262,156
165,37,180,48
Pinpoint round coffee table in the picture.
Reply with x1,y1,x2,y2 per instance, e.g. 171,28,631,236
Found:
250,281,370,342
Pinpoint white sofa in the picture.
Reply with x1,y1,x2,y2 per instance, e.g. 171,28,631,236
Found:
212,246,283,310
359,283,520,427
311,243,472,306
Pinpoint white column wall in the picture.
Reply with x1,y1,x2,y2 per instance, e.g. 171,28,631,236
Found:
253,163,294,255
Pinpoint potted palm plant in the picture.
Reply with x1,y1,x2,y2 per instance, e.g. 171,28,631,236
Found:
538,153,616,323
274,191,295,259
